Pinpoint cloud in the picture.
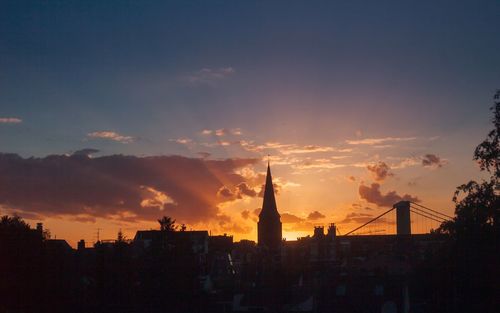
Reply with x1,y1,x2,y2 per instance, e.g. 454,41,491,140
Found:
201,128,242,136
215,129,227,136
280,211,328,232
346,137,416,145
0,153,258,223
390,157,421,169
293,159,347,170
217,182,259,200
241,210,251,220
171,138,192,145
197,152,211,158
280,145,336,155
0,117,22,124
237,141,343,156
281,213,304,224
358,183,420,207
215,213,252,234
231,128,243,136
72,148,100,157
283,220,317,232
422,154,447,168
217,186,234,198
341,212,374,224
87,131,135,144
340,212,396,228
341,212,395,225
351,202,374,211
366,161,394,181
235,182,258,198
307,210,325,220
184,67,235,85
407,177,421,187
220,223,252,234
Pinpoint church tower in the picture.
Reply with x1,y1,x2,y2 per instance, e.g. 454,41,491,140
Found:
258,162,282,251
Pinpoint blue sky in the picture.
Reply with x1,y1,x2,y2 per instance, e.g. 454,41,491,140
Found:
0,1,499,243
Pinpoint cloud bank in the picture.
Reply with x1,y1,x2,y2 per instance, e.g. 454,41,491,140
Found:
0,153,258,223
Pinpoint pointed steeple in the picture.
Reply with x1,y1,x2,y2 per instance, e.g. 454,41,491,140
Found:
259,161,280,219
257,160,282,251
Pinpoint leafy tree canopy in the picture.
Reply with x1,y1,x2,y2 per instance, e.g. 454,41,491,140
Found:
439,90,500,238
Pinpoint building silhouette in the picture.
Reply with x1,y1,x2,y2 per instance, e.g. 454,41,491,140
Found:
257,162,282,251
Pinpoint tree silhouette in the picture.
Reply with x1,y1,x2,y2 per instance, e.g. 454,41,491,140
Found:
438,90,500,237
0,215,45,313
158,216,177,232
417,90,500,313
474,90,500,179
0,215,31,234
116,229,126,242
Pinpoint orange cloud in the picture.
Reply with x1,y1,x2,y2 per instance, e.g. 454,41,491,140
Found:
341,212,395,225
346,137,416,145
281,213,304,223
307,210,325,220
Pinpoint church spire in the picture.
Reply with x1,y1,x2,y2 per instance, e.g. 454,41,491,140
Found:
257,160,282,251
260,161,279,218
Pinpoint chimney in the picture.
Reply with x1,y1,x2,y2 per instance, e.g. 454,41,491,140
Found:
313,226,324,238
36,223,43,235
327,223,336,239
78,240,86,250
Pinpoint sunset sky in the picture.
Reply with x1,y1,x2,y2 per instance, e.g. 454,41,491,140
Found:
1,1,499,246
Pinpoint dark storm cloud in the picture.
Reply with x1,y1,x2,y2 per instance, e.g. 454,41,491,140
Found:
0,153,258,223
358,183,419,207
366,161,394,181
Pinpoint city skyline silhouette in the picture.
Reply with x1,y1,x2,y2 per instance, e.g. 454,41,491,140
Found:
0,1,499,312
